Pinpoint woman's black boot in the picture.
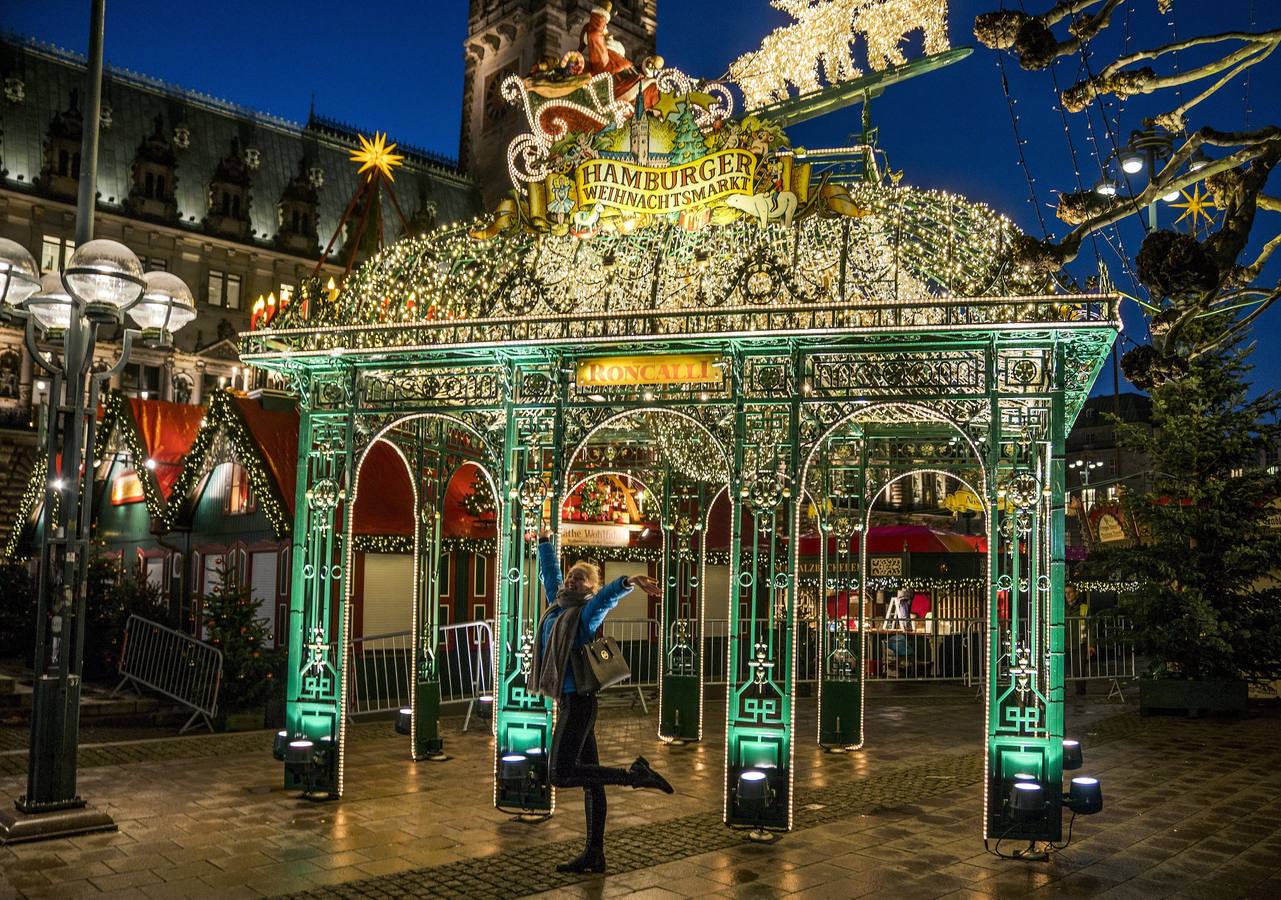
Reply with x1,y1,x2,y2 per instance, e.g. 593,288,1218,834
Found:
556,850,606,874
629,756,674,793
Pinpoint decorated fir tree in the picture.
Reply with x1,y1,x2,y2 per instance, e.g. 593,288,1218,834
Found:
200,557,281,724
83,555,166,680
669,102,707,166
1084,326,1281,684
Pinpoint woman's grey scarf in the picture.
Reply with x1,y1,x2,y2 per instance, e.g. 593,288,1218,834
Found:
530,587,590,698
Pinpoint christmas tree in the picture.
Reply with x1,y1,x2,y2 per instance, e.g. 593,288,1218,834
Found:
1083,325,1281,683
669,102,707,166
200,557,282,723
461,469,497,518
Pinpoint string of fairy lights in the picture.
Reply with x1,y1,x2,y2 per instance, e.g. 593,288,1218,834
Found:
265,184,1039,334
160,390,293,537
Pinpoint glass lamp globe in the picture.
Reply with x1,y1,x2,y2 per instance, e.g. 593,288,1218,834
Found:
25,273,76,335
62,239,144,321
128,271,196,345
0,237,41,308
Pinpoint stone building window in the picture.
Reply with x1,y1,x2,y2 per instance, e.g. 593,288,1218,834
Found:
39,92,84,200
206,270,242,309
0,350,20,400
204,140,253,239
125,116,179,222
275,159,320,255
41,235,75,272
483,60,520,130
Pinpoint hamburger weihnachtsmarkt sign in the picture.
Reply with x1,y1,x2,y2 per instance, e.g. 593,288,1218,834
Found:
470,1,874,241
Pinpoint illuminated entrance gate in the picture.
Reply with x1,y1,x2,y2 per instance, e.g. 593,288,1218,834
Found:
243,234,1116,841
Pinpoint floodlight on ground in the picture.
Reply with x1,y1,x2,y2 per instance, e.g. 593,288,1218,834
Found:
736,769,777,842
1062,739,1083,771
284,739,315,766
1066,777,1103,815
1009,781,1045,822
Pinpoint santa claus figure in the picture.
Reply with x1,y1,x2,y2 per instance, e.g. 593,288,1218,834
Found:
580,1,642,98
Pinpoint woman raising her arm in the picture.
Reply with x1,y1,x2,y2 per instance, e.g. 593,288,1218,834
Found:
528,528,673,875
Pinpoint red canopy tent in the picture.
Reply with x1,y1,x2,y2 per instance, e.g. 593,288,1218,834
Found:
796,524,984,557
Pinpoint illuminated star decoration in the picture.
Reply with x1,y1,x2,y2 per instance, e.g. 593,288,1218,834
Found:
1169,184,1218,235
350,132,405,182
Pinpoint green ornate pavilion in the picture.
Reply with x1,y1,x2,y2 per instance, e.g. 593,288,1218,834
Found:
240,55,1118,843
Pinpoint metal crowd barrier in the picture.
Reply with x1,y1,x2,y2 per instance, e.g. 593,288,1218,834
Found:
344,620,495,723
113,614,223,734
1063,615,1137,699
342,615,1134,716
664,615,1133,689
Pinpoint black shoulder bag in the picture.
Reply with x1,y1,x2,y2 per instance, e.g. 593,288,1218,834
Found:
571,635,632,694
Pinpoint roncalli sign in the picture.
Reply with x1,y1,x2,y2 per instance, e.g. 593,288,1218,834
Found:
576,354,724,388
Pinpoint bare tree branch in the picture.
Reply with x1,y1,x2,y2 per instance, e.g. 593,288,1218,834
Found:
1053,131,1281,264
1238,232,1281,284
974,0,1121,68
1061,30,1281,116
1189,285,1281,360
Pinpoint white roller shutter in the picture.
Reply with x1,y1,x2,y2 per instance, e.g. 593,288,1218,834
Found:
362,554,414,636
250,552,278,642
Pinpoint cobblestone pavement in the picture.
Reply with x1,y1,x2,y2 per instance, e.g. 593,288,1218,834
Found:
1,686,1278,899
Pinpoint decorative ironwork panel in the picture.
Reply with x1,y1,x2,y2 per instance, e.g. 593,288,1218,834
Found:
810,351,986,397
997,349,1050,393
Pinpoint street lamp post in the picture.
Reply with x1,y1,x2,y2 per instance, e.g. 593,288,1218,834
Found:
0,239,195,844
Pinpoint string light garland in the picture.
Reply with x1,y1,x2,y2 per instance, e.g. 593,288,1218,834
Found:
162,390,293,537
3,454,48,559
1068,579,1141,593
100,392,171,529
354,534,414,554
9,392,175,554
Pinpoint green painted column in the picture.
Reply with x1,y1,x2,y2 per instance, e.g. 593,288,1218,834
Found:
658,476,708,743
283,373,354,797
814,434,865,752
984,370,1065,841
724,384,795,833
492,375,554,816
411,422,448,762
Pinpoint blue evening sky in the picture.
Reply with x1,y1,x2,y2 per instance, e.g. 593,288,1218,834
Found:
9,1,1280,396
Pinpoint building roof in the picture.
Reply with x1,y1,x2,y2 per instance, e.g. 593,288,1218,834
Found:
125,396,206,502
0,33,479,257
1076,392,1152,426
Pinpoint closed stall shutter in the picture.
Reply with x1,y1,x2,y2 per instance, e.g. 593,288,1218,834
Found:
250,552,278,644
362,554,413,637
